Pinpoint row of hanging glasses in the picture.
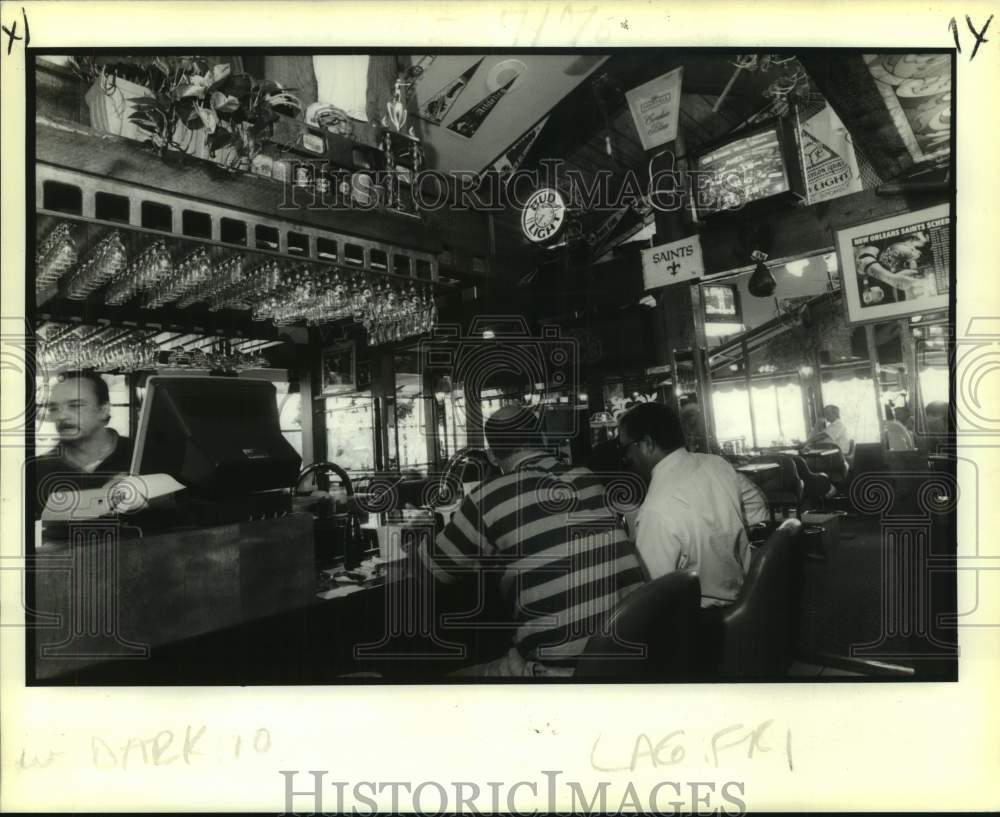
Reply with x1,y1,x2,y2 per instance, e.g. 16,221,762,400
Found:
143,247,213,308
249,268,438,344
39,324,160,372
37,322,271,374
360,279,438,345
37,222,439,345
165,341,269,373
105,240,173,305
175,256,244,308
207,259,284,311
36,223,78,294
64,231,128,300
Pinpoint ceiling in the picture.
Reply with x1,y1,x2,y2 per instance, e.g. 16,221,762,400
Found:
474,52,808,265
406,54,608,174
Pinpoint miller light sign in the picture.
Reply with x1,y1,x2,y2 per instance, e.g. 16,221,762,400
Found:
641,235,705,290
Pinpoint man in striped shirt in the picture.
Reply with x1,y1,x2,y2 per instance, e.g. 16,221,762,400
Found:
418,405,645,678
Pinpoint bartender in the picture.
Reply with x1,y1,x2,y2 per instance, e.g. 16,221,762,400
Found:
35,371,133,516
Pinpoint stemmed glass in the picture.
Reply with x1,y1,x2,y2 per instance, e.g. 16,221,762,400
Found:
106,240,173,305
176,256,243,309
36,223,77,292
65,231,128,300
144,248,212,308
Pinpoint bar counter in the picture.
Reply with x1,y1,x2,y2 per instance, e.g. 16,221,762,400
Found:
31,510,509,684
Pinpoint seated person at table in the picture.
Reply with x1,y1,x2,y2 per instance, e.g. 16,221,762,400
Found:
418,405,644,678
618,402,769,607
805,404,851,454
35,371,134,516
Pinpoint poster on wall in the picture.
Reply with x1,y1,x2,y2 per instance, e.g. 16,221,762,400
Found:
625,67,684,150
321,342,356,395
834,203,950,324
796,102,864,204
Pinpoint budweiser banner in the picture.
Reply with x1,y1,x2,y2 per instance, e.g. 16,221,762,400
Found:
796,103,864,205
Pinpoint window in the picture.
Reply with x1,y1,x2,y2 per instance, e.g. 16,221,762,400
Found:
440,382,468,457
819,367,881,444
711,382,754,450
274,382,303,458
325,392,375,472
751,378,807,448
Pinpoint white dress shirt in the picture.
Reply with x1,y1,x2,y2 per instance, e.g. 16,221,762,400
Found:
633,449,768,607
824,419,851,454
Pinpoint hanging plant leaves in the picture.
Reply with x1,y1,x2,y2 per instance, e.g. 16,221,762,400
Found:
183,107,206,130
226,73,252,99
127,113,160,134
174,82,206,100
127,96,160,108
210,91,243,113
256,79,282,96
208,126,234,152
197,106,219,132
207,63,233,92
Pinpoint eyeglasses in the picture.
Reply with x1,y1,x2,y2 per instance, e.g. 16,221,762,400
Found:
618,438,641,454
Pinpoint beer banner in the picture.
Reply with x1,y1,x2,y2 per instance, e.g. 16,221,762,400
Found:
491,116,549,177
447,74,518,139
796,103,863,205
625,67,684,151
418,58,483,125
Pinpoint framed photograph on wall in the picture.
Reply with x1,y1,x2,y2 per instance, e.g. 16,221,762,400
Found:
834,203,951,325
321,342,356,395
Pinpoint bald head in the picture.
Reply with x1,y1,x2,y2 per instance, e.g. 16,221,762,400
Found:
485,404,543,463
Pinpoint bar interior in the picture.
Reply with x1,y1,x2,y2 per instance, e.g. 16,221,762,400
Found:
28,51,956,683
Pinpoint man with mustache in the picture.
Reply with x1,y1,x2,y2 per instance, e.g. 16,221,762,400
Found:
35,371,133,517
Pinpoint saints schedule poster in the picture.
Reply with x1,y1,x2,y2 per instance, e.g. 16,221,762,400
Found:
851,212,950,303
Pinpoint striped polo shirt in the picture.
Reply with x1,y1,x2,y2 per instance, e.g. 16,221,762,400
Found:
422,453,645,666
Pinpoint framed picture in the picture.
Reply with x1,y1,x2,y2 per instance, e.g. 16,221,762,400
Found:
321,342,356,395
834,203,950,325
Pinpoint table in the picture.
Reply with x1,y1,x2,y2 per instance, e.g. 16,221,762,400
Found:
736,462,781,475
801,448,847,477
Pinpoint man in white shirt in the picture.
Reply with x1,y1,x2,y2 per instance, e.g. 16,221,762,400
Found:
618,402,770,607
807,404,851,454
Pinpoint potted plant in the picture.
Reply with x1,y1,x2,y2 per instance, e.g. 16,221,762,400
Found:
72,56,302,171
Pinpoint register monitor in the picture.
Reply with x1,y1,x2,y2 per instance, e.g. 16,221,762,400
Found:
132,376,302,498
